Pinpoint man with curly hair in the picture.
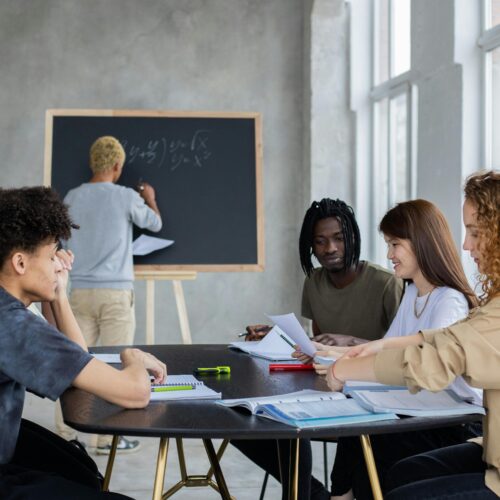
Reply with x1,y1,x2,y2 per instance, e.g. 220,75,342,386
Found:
0,186,166,499
62,136,162,453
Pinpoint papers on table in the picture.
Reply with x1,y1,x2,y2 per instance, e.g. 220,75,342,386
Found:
343,381,406,393
132,234,174,256
91,353,121,364
266,312,316,357
229,326,296,361
350,389,485,417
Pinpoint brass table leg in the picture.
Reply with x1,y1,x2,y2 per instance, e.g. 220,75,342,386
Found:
153,437,170,500
203,439,232,500
206,438,230,480
102,435,119,491
289,438,300,500
276,439,300,500
360,434,383,500
162,438,232,498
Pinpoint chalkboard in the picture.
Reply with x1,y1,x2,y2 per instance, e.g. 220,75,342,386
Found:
44,109,264,273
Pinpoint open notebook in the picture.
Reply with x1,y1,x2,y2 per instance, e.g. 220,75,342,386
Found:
217,389,398,428
151,375,221,401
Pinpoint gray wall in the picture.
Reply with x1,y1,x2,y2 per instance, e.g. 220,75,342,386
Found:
412,0,464,244
0,0,314,343
411,0,483,274
6,0,479,342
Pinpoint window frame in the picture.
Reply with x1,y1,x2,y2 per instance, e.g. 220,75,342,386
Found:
478,1,500,168
369,0,415,264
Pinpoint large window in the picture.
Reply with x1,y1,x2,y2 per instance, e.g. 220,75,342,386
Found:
480,0,500,168
371,0,414,264
374,0,411,84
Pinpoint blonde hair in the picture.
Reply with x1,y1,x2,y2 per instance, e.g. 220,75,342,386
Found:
464,170,500,303
89,136,125,174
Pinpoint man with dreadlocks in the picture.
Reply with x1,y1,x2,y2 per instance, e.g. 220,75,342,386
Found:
247,198,403,346
236,198,403,500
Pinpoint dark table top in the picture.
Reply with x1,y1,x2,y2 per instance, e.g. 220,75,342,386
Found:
61,344,481,440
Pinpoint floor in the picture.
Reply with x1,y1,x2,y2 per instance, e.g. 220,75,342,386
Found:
23,393,335,500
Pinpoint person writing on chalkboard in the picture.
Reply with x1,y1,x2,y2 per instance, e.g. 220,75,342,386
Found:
0,186,166,500
233,198,403,500
59,136,162,454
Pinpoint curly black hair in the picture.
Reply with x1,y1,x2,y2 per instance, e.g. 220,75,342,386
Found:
0,186,76,267
299,198,361,277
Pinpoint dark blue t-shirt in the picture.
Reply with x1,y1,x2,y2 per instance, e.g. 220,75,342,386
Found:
0,287,92,464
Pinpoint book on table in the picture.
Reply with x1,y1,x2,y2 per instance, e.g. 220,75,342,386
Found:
217,389,398,428
343,381,407,394
349,388,485,417
229,326,296,361
150,375,221,401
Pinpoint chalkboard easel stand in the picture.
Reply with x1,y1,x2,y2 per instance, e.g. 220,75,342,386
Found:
135,271,197,345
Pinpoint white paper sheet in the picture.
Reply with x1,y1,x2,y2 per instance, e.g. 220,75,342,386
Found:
132,235,174,256
266,312,316,356
229,326,296,360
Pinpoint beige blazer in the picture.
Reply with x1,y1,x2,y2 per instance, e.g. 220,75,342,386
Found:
375,296,500,496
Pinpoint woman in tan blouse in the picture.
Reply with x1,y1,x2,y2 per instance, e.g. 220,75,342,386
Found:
326,170,500,499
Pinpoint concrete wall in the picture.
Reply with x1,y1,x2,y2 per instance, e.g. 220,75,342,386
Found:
308,0,353,205
412,0,464,244
0,0,311,344
411,0,483,274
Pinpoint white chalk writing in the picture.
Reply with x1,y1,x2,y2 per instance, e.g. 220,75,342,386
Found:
121,130,212,171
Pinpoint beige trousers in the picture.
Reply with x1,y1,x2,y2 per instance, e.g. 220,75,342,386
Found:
56,288,135,447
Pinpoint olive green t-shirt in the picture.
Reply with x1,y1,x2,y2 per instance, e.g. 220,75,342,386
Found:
301,261,403,341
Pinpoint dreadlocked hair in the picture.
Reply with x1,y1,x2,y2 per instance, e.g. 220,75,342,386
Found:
299,198,361,277
0,186,77,267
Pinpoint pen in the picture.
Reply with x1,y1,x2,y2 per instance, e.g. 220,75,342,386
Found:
151,384,194,392
238,326,270,337
269,364,314,371
279,333,296,349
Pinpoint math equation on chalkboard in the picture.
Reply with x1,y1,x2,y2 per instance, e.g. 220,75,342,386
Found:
121,130,212,171
45,110,263,270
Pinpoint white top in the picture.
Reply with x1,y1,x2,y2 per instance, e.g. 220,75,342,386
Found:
385,284,468,338
384,284,482,405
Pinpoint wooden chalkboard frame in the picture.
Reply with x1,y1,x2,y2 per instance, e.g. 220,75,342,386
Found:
44,109,264,274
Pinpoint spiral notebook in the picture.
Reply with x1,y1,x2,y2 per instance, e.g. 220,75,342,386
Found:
150,375,221,401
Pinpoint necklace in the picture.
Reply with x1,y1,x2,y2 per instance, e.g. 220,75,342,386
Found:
413,288,435,319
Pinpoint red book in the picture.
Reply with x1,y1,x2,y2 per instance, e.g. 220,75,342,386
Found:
269,363,314,371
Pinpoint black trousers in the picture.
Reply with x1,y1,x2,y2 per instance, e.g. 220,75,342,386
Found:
0,419,133,500
385,442,497,499
231,439,329,500
331,422,482,500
